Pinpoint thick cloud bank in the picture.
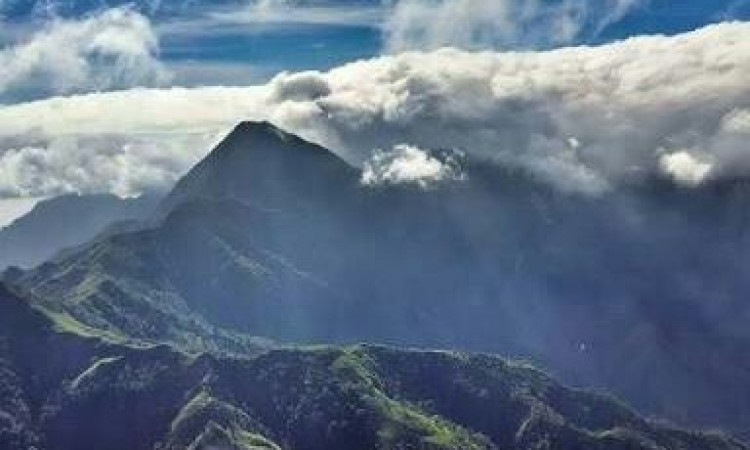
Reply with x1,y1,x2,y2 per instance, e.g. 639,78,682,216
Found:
1,21,750,197
0,7,168,103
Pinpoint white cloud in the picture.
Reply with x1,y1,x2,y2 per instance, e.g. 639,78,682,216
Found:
206,0,384,27
722,109,750,133
0,7,169,103
721,0,750,20
383,0,646,52
0,197,42,228
156,0,384,44
0,132,220,198
659,151,713,186
362,145,465,188
0,22,750,198
591,0,645,36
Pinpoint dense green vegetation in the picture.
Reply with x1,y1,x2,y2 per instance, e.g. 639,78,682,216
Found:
1,286,746,449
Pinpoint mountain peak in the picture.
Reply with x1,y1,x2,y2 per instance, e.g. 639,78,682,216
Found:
214,120,334,160
225,120,287,146
232,120,284,135
162,121,358,213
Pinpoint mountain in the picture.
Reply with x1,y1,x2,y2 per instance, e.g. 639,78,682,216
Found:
161,120,359,213
0,284,744,450
9,121,750,436
0,193,160,270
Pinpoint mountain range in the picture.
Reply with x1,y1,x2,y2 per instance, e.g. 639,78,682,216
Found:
3,121,750,448
1,284,744,449
0,193,159,270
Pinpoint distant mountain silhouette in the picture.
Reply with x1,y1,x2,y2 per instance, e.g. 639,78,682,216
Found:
0,193,160,270
9,121,750,436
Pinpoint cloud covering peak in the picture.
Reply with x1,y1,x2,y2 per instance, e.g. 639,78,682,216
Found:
362,145,465,188
1,21,750,198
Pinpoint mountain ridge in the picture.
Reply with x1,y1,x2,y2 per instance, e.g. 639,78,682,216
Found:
9,121,750,437
0,282,745,450
0,193,160,270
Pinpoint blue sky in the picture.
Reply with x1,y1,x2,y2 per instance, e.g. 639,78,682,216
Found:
597,1,750,40
155,0,750,86
2,0,749,92
159,17,382,85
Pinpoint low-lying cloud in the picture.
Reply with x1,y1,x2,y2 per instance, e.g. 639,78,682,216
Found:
362,145,465,188
0,7,168,103
0,21,749,198
0,133,218,198
659,151,713,187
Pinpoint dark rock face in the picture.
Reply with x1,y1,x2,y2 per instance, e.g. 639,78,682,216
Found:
0,286,744,450
9,122,750,435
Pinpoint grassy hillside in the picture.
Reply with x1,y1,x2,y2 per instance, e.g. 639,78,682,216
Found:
0,285,745,449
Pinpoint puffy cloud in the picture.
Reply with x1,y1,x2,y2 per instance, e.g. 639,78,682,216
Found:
383,0,645,51
0,7,169,103
659,151,712,186
362,145,465,188
0,132,220,198
1,22,750,198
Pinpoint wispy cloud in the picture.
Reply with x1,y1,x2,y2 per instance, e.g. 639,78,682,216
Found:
719,0,750,19
158,0,384,39
383,0,647,51
207,1,385,27
166,60,268,87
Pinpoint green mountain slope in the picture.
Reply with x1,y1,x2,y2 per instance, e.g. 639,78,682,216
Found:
0,284,744,450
